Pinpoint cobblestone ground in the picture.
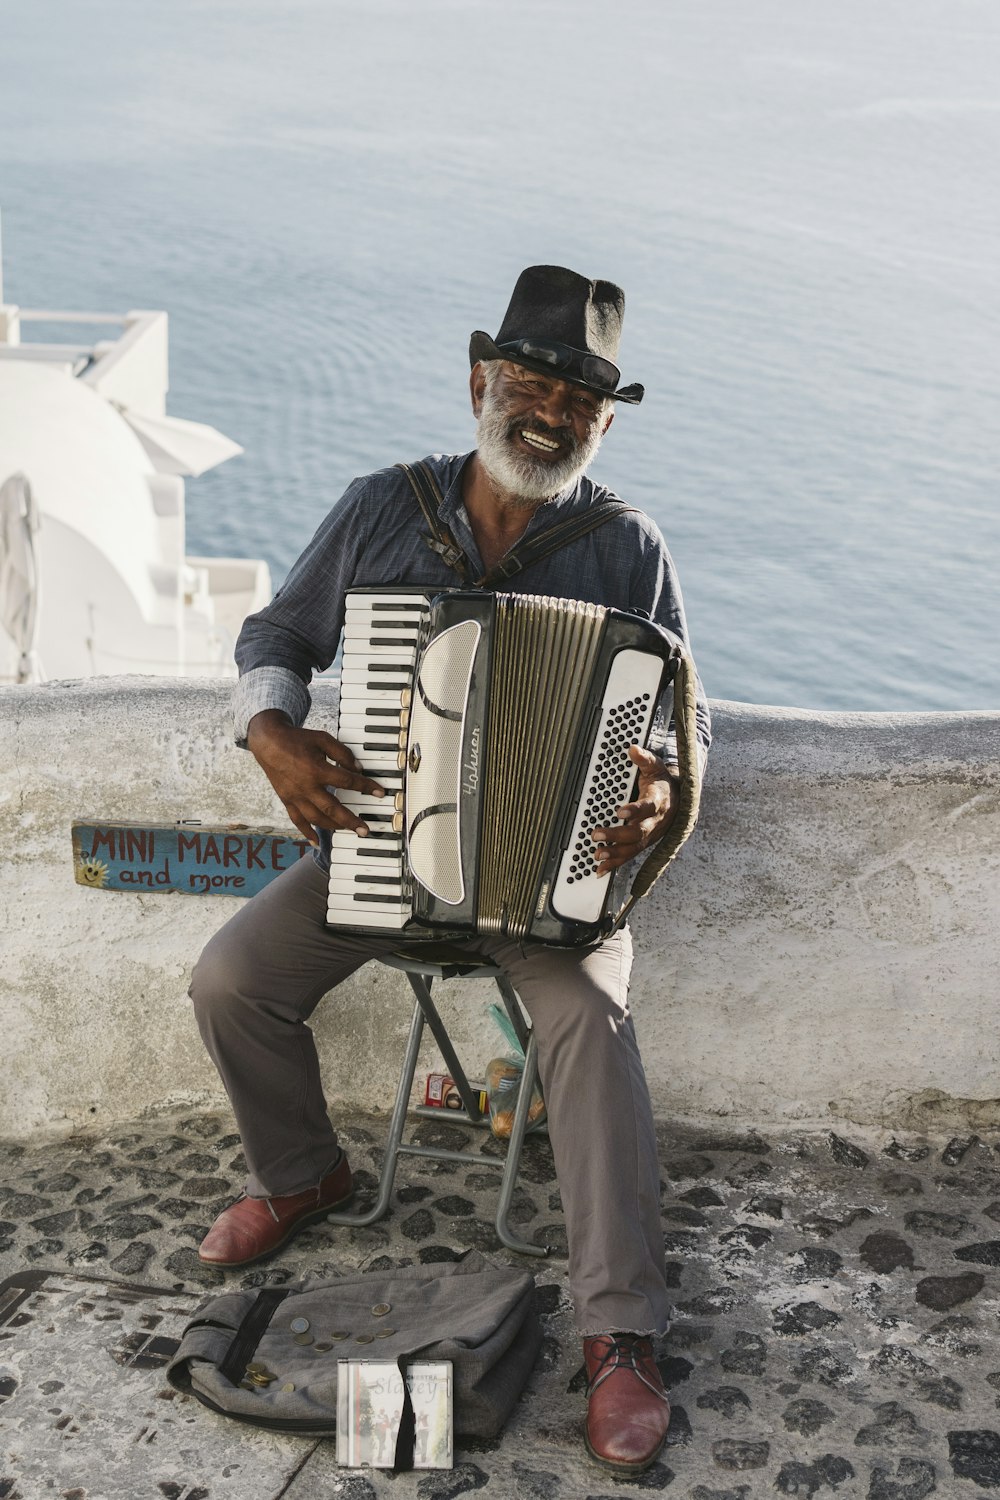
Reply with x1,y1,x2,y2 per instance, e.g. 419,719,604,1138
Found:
3,1110,1000,1497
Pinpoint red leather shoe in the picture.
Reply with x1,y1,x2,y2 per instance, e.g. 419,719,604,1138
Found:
198,1152,354,1267
583,1333,671,1474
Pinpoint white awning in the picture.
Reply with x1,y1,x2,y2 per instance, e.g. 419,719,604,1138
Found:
118,408,244,477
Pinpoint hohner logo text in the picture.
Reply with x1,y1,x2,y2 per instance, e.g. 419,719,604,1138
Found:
462,724,481,797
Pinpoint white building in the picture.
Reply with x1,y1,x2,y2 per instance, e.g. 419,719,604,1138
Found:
0,290,270,683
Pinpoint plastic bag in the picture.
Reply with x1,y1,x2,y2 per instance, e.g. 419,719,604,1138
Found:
485,1003,546,1140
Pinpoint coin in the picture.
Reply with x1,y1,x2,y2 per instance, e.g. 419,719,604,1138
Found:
371,1303,391,1317
330,1331,350,1341
355,1333,375,1344
289,1316,310,1334
313,1342,333,1353
281,1382,296,1393
374,1328,396,1339
293,1332,314,1346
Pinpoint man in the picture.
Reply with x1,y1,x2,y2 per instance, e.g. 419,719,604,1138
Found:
190,265,711,1475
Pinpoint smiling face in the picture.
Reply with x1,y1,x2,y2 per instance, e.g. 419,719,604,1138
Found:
472,359,614,504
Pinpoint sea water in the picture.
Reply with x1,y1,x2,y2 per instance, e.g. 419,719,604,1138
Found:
2,0,998,711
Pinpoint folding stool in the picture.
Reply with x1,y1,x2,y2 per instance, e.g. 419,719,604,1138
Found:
327,952,547,1258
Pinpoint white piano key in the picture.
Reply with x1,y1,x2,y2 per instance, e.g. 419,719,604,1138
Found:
343,619,423,641
326,902,409,930
345,592,433,611
338,708,404,727
346,592,430,609
328,786,407,810
336,728,405,747
341,641,419,657
328,876,404,897
341,753,402,772
329,829,403,851
333,762,400,781
340,665,415,686
326,888,408,911
336,789,398,810
334,756,402,777
343,631,420,656
339,667,410,686
327,855,405,877
337,696,406,716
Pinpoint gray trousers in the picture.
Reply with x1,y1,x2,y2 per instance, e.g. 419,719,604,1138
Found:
189,855,669,1335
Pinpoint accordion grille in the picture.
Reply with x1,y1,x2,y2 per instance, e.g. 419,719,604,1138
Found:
479,594,606,937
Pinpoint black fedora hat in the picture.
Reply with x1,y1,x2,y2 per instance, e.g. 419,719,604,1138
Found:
469,264,644,405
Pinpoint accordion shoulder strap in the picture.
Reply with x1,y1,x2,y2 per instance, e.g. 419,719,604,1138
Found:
396,460,639,589
397,460,472,581
478,500,639,587
609,649,703,933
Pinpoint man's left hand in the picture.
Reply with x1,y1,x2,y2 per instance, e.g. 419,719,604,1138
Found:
591,746,680,876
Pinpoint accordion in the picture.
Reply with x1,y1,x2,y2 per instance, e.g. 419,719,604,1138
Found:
326,587,701,947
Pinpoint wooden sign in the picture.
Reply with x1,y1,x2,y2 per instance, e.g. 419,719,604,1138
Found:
71,822,313,897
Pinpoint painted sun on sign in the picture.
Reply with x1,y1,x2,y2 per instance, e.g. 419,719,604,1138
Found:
76,854,110,888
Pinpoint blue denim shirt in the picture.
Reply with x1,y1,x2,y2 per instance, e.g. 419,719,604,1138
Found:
234,451,711,769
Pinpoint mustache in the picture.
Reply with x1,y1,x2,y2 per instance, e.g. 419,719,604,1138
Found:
506,416,580,454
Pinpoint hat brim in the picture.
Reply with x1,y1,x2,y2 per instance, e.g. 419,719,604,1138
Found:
469,331,644,405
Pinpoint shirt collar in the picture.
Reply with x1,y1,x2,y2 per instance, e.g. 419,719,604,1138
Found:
437,451,587,540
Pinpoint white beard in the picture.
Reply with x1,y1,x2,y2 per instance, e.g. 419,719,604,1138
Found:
475,384,605,505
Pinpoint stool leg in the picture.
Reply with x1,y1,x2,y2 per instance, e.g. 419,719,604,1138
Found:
408,973,487,1123
327,997,425,1228
495,1030,547,1258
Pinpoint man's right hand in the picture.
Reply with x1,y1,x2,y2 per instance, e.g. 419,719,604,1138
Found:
246,710,385,845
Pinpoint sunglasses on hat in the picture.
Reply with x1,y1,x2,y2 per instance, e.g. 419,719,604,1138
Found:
497,338,621,396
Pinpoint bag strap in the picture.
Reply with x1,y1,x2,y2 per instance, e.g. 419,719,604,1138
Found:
392,1353,418,1471
219,1286,292,1386
396,460,639,589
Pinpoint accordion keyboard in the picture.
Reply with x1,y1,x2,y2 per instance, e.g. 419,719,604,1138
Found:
326,590,431,928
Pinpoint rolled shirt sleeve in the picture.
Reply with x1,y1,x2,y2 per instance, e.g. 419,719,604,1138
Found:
232,665,311,745
232,476,376,745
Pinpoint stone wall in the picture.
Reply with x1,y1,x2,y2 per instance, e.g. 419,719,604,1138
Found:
2,679,998,1142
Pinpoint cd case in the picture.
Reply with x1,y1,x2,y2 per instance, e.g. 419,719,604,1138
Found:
336,1359,453,1469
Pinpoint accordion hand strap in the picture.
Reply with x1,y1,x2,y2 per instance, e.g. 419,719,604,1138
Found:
610,650,703,931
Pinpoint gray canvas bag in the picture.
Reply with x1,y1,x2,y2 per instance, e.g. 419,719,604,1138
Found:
166,1251,542,1444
